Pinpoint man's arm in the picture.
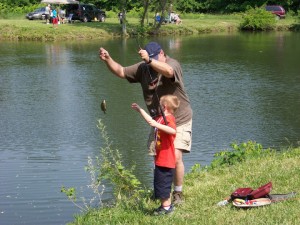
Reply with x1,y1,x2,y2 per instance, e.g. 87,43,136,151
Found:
147,59,174,79
99,47,126,79
138,49,174,79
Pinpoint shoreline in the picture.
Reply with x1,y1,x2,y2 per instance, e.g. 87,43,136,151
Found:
0,16,296,42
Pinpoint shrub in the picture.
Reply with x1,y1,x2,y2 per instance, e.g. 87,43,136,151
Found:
239,6,276,31
210,140,275,168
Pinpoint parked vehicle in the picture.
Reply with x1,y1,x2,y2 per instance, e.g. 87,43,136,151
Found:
265,5,286,19
65,3,106,22
26,7,47,20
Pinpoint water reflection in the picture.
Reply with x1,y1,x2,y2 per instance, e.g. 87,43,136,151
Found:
0,32,299,225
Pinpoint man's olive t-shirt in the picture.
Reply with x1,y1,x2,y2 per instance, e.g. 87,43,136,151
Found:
124,56,192,126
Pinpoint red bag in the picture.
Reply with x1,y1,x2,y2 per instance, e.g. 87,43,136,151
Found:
231,182,272,200
249,182,272,199
231,187,253,200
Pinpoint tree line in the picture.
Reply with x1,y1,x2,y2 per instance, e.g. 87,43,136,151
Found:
2,0,300,14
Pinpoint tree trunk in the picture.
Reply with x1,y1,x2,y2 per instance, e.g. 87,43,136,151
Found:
121,0,127,35
141,0,150,26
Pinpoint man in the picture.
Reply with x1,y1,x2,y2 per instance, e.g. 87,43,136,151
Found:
98,42,193,204
45,4,50,24
118,12,123,24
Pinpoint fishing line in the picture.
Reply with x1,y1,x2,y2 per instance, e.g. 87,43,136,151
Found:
135,37,168,124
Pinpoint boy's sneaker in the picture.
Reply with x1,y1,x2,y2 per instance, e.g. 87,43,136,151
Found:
153,205,174,216
172,191,184,205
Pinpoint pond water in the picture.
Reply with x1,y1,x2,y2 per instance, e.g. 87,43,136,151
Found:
0,32,299,224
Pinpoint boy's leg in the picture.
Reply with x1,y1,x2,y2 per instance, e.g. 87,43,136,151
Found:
153,166,175,215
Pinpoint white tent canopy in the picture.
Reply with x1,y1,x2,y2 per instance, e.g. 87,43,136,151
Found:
41,0,78,4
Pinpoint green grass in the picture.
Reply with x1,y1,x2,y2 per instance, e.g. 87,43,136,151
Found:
68,146,300,225
0,18,120,41
0,13,298,41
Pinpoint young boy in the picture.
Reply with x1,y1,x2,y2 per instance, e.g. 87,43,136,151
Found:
131,95,180,215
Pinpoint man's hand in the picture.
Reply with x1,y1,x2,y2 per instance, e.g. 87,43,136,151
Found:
138,49,150,63
99,47,110,61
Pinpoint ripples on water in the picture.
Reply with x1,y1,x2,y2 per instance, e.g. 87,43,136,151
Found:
0,33,300,224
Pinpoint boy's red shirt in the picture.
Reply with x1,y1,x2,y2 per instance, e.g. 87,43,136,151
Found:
155,114,176,168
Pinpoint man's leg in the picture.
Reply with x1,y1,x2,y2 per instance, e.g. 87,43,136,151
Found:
172,148,184,204
174,148,184,187
172,119,192,205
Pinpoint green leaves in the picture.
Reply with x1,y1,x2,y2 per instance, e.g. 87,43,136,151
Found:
210,140,274,168
61,186,77,201
96,119,144,203
239,6,276,31
61,119,146,211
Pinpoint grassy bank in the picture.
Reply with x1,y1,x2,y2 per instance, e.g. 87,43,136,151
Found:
67,140,300,225
0,14,298,41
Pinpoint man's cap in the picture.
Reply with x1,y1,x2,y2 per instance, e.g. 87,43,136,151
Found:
144,42,161,60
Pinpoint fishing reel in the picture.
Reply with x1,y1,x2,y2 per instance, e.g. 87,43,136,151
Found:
150,109,159,118
149,77,158,86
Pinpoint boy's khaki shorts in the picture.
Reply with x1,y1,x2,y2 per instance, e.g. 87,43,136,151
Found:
148,119,192,155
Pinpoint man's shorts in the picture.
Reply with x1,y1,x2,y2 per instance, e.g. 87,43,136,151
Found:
154,166,174,199
148,119,192,155
174,119,192,153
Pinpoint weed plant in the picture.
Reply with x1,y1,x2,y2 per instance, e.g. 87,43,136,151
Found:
62,120,152,212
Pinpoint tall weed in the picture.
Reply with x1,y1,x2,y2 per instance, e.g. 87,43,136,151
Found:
61,119,149,212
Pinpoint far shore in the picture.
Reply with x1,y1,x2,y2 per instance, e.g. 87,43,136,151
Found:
0,14,298,42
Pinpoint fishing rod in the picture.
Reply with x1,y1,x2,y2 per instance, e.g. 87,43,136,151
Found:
135,37,168,125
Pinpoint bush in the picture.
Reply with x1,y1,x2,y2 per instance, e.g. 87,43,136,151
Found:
210,140,275,168
239,6,276,31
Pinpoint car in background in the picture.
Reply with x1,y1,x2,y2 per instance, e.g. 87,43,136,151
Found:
65,3,106,22
26,7,46,20
265,5,286,19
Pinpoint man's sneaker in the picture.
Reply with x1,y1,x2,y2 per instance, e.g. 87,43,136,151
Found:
172,191,184,205
153,205,174,216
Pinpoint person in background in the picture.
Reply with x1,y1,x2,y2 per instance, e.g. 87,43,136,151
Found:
99,41,193,205
168,4,173,23
52,8,58,28
45,4,50,24
59,8,66,24
155,13,161,23
131,95,180,215
174,13,182,25
169,12,176,23
49,6,53,23
118,12,123,24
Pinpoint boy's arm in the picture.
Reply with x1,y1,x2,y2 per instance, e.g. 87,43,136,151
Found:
131,103,153,122
131,103,176,135
150,121,176,135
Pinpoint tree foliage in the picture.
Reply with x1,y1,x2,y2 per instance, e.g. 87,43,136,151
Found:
2,0,300,13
